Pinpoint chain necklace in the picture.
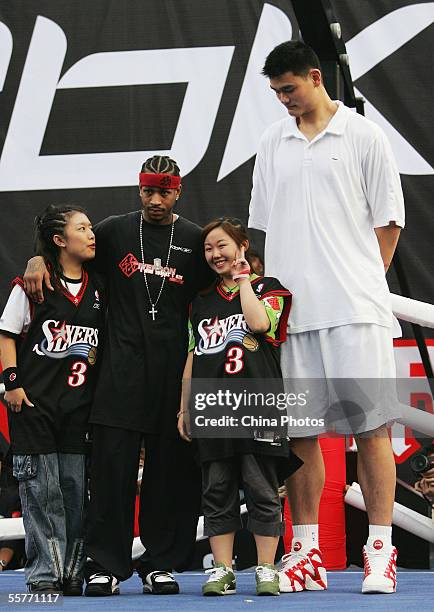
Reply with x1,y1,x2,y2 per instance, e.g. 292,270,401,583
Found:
139,212,175,320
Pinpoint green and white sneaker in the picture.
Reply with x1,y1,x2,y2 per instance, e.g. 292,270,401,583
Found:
202,563,236,596
256,563,280,596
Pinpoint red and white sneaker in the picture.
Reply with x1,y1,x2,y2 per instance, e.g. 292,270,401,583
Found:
278,541,327,593
362,541,397,594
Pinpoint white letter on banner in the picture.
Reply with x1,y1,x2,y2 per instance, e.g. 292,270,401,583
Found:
218,3,292,181
347,4,434,175
0,16,234,191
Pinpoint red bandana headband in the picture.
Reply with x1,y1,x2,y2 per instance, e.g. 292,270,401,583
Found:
139,173,181,189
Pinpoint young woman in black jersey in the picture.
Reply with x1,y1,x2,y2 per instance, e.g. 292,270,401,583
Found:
0,204,104,595
178,218,301,597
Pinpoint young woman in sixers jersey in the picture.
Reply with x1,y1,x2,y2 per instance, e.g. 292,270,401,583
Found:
0,204,104,596
178,218,302,597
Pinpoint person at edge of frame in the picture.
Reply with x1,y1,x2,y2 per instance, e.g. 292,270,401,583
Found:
0,204,104,595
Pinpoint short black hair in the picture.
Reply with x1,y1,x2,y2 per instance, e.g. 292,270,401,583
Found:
262,40,321,78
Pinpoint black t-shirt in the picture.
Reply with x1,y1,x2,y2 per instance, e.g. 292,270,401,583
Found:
190,276,301,477
5,272,105,454
89,211,214,435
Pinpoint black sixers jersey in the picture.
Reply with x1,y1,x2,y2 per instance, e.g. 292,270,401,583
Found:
6,272,105,454
191,276,291,380
190,276,295,465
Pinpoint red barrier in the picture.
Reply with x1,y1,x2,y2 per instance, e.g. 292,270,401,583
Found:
283,437,347,569
134,495,140,538
0,363,10,445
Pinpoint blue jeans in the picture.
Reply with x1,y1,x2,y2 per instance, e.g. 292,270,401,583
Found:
13,453,87,586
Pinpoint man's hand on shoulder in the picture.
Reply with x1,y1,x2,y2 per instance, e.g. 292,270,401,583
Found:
23,256,53,303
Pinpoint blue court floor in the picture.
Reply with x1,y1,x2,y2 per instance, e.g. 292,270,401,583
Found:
0,569,431,611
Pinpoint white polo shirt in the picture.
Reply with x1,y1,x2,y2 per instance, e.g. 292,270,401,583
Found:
248,102,405,334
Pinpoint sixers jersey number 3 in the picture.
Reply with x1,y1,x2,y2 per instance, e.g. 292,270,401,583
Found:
13,271,104,410
190,276,291,379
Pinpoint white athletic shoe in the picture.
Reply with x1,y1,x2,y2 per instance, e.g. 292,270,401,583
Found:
362,541,397,594
278,541,327,593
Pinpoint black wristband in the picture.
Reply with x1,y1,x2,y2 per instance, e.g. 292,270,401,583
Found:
3,367,21,391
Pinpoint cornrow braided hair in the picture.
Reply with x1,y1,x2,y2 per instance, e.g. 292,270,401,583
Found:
34,204,87,288
141,155,180,176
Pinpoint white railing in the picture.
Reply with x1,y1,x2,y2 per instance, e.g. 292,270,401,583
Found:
345,482,433,542
391,294,434,329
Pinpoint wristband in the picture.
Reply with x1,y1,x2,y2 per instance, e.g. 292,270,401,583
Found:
233,268,251,282
3,367,21,391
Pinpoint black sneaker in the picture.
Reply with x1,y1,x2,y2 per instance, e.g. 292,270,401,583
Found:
63,577,83,596
28,582,62,594
142,570,179,595
84,572,120,596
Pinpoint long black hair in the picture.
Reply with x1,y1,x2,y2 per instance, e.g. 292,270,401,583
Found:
34,204,88,285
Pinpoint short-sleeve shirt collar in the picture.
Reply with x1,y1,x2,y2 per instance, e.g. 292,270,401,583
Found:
281,100,349,139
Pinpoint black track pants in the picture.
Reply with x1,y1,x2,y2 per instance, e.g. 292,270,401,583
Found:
85,424,201,581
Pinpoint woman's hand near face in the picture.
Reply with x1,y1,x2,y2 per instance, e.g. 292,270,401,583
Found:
231,245,251,282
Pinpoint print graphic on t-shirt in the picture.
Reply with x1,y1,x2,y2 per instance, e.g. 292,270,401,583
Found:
32,319,99,362
171,244,192,253
118,252,184,284
118,253,138,277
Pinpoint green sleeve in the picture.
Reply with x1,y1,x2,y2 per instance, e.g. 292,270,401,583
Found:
188,319,195,352
261,295,284,340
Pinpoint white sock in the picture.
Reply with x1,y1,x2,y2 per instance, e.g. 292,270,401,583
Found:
366,525,392,549
292,524,319,550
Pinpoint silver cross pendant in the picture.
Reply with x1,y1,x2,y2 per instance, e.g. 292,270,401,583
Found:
149,305,158,320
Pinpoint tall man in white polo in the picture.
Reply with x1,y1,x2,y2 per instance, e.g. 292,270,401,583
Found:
249,41,404,594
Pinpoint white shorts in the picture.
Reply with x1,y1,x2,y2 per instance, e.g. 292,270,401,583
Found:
280,324,398,436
